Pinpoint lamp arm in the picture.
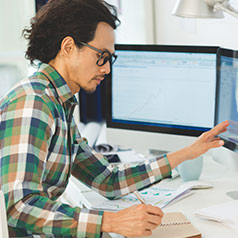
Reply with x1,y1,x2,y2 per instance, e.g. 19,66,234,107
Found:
213,2,238,18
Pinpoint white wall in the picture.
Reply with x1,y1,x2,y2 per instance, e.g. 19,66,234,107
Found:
154,0,238,49
106,0,155,44
0,0,35,98
106,0,238,49
0,1,35,53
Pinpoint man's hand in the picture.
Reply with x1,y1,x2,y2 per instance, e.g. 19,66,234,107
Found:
188,120,229,158
167,120,229,169
101,204,163,237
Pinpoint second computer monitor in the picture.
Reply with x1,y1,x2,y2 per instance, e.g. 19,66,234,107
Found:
216,48,238,152
107,45,218,152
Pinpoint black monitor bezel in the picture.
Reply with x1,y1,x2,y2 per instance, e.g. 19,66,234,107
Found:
215,48,238,151
106,44,219,137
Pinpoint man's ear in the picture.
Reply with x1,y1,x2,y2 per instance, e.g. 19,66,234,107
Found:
61,36,76,56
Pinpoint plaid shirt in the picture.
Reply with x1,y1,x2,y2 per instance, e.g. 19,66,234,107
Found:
0,63,171,238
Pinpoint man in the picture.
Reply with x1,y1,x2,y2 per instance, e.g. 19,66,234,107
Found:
0,0,228,237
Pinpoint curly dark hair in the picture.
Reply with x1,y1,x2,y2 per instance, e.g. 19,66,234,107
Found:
23,0,120,65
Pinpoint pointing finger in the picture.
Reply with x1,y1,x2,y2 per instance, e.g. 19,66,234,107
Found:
209,120,229,138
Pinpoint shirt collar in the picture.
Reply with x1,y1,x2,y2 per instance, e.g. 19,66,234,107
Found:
38,63,77,104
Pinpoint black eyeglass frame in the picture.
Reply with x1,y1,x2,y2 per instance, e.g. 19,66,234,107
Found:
79,42,118,66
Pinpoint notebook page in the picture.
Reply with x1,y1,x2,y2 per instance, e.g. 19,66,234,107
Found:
136,212,201,238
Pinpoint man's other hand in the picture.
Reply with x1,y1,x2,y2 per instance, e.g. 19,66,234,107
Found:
101,204,163,237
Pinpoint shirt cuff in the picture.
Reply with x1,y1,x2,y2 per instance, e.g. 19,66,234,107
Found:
78,208,104,238
155,154,172,179
163,154,172,175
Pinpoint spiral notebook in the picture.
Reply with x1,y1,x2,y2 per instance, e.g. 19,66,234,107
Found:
135,212,201,238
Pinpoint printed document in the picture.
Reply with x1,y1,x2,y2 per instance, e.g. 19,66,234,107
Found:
196,200,238,234
79,185,193,211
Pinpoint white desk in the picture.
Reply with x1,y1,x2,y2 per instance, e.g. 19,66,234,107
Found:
61,156,238,238
157,156,238,238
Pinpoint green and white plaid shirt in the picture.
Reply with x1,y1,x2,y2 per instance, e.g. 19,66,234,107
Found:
0,63,171,237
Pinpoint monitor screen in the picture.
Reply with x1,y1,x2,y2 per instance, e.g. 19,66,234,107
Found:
107,45,218,140
216,48,238,152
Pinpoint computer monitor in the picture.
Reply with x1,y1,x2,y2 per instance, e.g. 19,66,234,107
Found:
106,44,218,154
215,48,238,199
216,48,238,152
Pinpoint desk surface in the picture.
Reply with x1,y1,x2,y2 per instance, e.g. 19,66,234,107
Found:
62,155,238,238
158,156,238,238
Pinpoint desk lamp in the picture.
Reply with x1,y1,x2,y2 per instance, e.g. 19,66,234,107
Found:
172,0,238,19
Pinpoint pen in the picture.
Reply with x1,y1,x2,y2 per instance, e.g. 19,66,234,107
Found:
133,191,147,204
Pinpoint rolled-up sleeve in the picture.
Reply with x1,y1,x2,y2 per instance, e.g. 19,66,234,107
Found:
78,209,103,238
71,139,172,200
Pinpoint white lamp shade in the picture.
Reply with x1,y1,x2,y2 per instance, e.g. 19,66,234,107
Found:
172,0,224,18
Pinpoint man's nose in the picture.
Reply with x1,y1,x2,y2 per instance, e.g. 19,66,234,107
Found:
100,61,111,75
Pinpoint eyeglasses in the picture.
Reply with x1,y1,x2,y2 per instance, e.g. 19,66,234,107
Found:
79,42,117,66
